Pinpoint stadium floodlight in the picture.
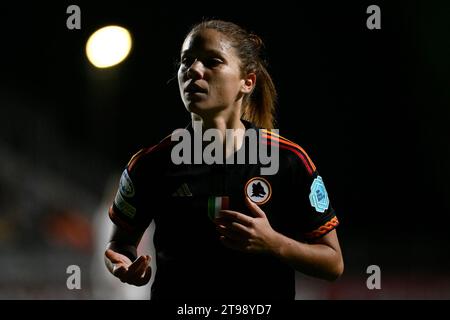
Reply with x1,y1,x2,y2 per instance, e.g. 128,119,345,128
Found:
86,25,132,68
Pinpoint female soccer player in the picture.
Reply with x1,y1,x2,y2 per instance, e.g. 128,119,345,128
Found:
104,20,343,299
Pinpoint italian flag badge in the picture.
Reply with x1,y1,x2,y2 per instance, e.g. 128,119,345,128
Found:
207,196,229,220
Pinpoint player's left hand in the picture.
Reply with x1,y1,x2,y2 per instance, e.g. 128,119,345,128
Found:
214,196,279,254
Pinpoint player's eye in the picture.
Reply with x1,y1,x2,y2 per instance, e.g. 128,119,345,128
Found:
204,58,223,68
181,56,195,66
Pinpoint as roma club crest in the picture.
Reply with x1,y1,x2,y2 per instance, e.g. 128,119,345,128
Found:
245,177,272,205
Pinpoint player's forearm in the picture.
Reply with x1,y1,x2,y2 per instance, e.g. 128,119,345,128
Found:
269,232,343,281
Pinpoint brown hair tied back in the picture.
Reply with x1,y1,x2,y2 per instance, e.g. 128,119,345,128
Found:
188,20,277,129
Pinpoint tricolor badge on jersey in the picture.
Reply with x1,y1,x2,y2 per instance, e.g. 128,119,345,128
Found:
208,196,229,220
245,177,272,205
309,176,329,213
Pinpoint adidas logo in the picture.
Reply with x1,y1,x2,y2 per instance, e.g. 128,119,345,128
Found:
172,183,193,197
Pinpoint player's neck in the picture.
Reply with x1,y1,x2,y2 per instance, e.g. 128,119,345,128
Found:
191,113,245,132
190,113,246,158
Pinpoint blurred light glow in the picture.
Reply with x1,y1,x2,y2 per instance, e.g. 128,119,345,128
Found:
86,25,132,68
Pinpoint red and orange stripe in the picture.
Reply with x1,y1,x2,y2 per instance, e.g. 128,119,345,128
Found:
261,129,316,175
304,216,339,239
127,134,173,171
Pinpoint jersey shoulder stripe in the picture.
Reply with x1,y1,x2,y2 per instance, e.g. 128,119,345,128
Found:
127,148,145,168
261,130,317,175
127,134,173,171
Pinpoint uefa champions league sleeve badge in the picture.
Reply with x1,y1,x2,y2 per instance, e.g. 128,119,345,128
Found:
309,176,329,213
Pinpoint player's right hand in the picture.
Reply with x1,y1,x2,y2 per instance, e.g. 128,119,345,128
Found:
105,249,152,286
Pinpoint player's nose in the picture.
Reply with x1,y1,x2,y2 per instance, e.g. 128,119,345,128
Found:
187,59,204,80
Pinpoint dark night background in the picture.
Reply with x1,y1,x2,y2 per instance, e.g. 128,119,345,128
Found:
0,1,449,299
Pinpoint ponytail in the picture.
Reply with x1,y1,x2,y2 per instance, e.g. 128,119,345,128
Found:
188,20,277,129
242,62,277,129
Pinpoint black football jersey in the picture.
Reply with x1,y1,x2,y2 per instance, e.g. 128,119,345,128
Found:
109,121,338,299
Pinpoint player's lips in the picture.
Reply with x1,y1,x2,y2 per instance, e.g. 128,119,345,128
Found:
185,82,208,95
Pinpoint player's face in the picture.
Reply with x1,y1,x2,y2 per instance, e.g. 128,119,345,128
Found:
178,29,248,117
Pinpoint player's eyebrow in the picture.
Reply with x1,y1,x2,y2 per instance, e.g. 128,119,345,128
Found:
181,49,227,60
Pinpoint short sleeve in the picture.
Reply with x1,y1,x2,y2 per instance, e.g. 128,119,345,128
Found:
108,149,153,232
287,151,339,241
